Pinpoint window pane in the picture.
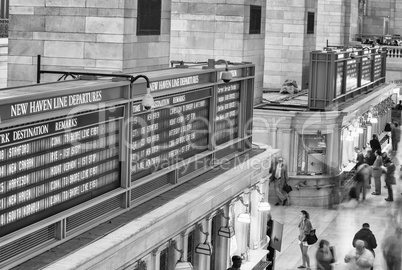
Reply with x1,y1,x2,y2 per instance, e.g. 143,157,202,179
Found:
159,247,169,270
187,230,194,264
307,12,315,34
137,0,161,36
297,134,326,174
249,5,261,34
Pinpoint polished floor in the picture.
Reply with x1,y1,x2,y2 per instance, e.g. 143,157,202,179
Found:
270,153,402,269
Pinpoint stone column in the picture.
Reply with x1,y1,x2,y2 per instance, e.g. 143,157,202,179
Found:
280,128,293,171
213,205,230,270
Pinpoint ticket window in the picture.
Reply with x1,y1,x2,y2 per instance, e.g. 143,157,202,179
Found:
297,134,327,175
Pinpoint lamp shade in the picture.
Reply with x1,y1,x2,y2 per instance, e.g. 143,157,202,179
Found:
371,117,378,123
142,87,154,109
257,201,271,211
175,261,193,270
195,242,212,255
237,212,251,223
218,226,235,238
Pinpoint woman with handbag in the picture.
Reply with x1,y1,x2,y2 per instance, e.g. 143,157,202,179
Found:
384,158,396,201
298,210,312,270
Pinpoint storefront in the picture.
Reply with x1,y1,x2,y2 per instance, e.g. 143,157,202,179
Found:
253,47,398,206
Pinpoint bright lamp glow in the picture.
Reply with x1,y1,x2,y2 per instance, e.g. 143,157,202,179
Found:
237,212,251,223
357,127,364,133
371,117,378,123
175,261,193,270
171,240,193,270
257,201,271,211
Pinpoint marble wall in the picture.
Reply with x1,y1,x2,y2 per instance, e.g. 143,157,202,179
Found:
7,0,171,86
170,0,266,105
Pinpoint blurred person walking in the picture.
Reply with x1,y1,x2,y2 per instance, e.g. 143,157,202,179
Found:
269,157,289,206
354,164,371,201
382,227,402,270
353,147,365,170
316,239,334,270
384,158,396,202
364,149,376,166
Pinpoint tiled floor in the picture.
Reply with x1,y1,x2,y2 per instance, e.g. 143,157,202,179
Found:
270,152,402,270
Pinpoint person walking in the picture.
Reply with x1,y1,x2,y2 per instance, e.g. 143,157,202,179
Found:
354,164,371,201
297,210,312,270
344,239,374,270
371,149,383,195
269,157,289,206
384,158,396,202
382,227,402,270
227,255,242,270
316,239,333,270
364,148,376,166
369,134,381,153
352,223,377,259
391,122,401,152
353,147,365,170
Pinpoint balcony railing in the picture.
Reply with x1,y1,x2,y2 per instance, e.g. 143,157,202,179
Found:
0,19,8,38
384,46,402,58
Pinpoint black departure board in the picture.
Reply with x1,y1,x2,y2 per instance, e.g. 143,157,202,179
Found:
345,59,358,92
131,89,211,180
0,107,124,235
335,62,344,97
215,82,240,145
373,55,382,80
361,57,372,85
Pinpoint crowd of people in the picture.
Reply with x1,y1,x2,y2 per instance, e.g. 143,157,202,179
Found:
256,122,402,270
351,126,401,203
297,211,401,270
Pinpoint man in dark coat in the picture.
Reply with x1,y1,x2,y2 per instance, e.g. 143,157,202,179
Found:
352,223,377,257
391,122,401,152
227,255,242,270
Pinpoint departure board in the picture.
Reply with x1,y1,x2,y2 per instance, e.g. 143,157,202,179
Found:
131,89,211,180
373,55,382,80
345,59,358,92
0,106,124,235
215,82,240,145
335,62,344,97
361,57,372,86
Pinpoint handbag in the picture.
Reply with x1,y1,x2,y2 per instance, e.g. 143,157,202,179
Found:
306,229,318,245
283,183,293,193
